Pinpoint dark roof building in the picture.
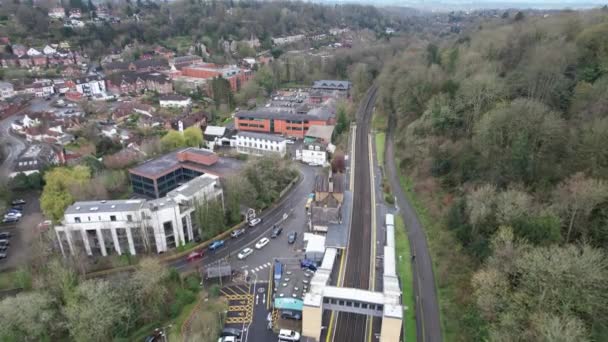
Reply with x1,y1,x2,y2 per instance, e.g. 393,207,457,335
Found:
11,144,59,177
312,80,352,91
129,148,241,198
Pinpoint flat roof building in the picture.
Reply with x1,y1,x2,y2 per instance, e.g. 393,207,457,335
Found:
129,148,240,198
235,109,331,139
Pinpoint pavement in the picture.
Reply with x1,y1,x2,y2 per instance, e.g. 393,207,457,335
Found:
385,123,442,342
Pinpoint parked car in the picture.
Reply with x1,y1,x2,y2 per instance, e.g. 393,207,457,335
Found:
208,240,225,251
248,218,262,227
280,310,302,320
186,250,204,262
7,209,22,215
0,232,11,239
11,199,25,206
237,247,253,260
231,228,246,238
0,252,6,259
255,237,270,249
278,329,301,341
0,240,10,247
271,226,283,238
217,337,237,342
0,245,8,252
5,212,22,218
2,217,19,224
220,327,242,338
9,207,23,212
287,232,298,244
286,139,295,145
300,259,317,271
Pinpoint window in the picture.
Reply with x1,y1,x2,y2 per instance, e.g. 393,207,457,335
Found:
127,215,132,222
88,216,91,221
74,217,81,223
110,215,116,222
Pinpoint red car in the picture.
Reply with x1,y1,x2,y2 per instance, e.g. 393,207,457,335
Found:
186,250,204,262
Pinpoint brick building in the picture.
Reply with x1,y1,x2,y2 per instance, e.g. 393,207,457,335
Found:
180,63,253,92
235,110,332,139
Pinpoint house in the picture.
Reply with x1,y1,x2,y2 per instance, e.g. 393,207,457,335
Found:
169,110,209,131
74,75,106,96
105,71,173,95
10,144,60,178
235,110,331,139
204,125,236,149
26,48,42,57
309,172,345,232
43,45,57,55
159,94,191,108
69,9,82,18
53,174,224,257
272,34,306,46
28,80,55,97
31,55,47,67
49,7,66,19
112,102,156,122
103,58,169,73
128,148,239,198
0,53,18,68
100,126,131,143
0,81,14,100
235,131,287,157
11,44,27,57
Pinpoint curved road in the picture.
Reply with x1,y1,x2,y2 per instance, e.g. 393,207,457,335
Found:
0,115,26,179
385,119,442,342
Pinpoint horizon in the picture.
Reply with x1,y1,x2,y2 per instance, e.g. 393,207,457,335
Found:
314,0,608,11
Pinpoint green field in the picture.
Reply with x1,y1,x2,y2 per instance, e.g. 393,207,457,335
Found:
395,215,416,342
375,132,386,167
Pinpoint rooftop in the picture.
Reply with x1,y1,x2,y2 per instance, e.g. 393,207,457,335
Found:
236,110,327,122
312,80,351,90
65,199,146,215
204,125,226,137
305,125,335,143
236,131,286,142
130,148,241,179
159,94,190,101
167,174,219,199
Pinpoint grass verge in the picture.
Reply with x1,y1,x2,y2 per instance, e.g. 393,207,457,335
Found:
167,298,201,342
171,293,228,342
375,132,386,167
395,215,416,342
0,270,17,290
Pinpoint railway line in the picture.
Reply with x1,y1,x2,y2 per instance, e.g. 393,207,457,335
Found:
332,86,378,342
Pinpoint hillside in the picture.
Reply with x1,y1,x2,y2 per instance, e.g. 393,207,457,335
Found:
377,9,608,341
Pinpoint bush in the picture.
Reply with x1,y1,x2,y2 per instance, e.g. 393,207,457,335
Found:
184,274,201,293
170,288,196,318
385,193,395,205
208,284,221,298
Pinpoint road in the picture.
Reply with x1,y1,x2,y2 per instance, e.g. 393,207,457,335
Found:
169,164,316,274
333,86,378,342
385,120,442,342
0,114,26,179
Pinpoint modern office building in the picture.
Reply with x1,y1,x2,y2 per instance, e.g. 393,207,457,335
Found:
54,174,223,257
129,148,239,198
235,110,331,139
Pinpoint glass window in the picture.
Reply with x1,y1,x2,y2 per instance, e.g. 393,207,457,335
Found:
74,217,81,223
110,215,116,222
127,215,132,222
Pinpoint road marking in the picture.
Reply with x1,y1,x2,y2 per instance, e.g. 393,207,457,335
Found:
266,265,273,310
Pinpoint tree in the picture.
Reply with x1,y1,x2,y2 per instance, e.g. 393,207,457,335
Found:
130,258,168,322
350,62,373,101
334,102,349,137
466,184,497,231
183,126,203,147
553,173,608,242
160,129,186,151
0,292,60,341
495,189,531,225
41,166,91,222
64,280,130,342
254,65,276,94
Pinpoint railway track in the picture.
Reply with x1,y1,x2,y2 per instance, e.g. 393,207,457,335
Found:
333,86,378,342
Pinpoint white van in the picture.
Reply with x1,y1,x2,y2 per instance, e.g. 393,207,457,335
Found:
278,329,300,341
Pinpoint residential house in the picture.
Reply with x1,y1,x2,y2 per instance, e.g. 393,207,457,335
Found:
10,144,60,178
159,94,191,108
104,58,169,74
73,75,106,96
0,53,18,68
310,172,345,232
69,9,82,18
49,7,66,19
272,34,305,45
0,81,14,100
112,102,156,122
43,45,57,55
27,80,55,97
31,55,47,67
105,71,173,95
12,44,27,57
235,131,287,157
27,48,42,57
17,56,32,68
169,110,209,131
53,174,223,257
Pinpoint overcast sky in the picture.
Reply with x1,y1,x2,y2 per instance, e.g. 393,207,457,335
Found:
319,0,608,10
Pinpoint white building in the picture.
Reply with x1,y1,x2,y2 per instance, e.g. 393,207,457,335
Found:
43,45,57,55
0,81,14,100
49,7,66,19
26,48,42,57
235,132,287,157
159,94,192,108
272,34,306,46
301,141,327,166
54,174,223,257
74,76,106,96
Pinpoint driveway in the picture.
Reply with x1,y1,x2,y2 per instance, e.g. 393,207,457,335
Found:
385,125,442,342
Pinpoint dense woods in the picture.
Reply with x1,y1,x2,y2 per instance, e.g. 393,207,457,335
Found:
377,9,608,341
